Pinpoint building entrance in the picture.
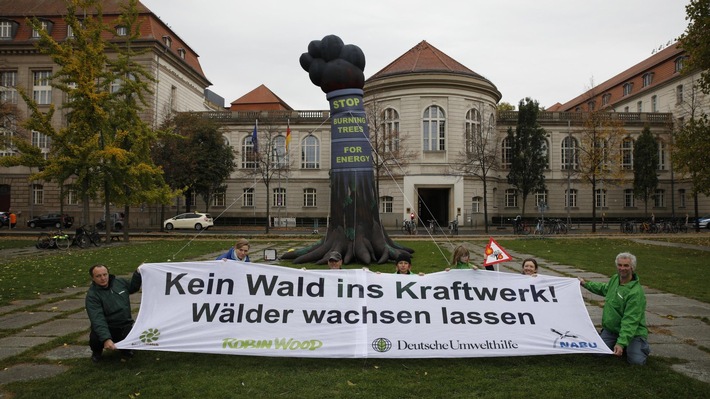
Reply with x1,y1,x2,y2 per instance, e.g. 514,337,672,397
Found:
417,188,449,229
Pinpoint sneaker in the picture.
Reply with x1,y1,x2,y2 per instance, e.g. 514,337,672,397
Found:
91,352,102,363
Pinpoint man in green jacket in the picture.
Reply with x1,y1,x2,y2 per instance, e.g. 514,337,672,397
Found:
579,252,650,365
85,264,142,363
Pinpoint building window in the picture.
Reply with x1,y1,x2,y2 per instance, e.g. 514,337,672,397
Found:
31,130,51,159
303,188,317,207
621,137,634,170
674,56,685,73
602,93,611,106
595,189,607,208
116,26,128,36
541,138,550,169
177,48,186,59
170,85,177,111
678,189,686,208
651,95,657,112
301,135,320,169
642,72,654,87
465,108,481,154
561,136,578,170
422,105,445,151
624,106,629,113
624,189,635,208
65,186,78,205
33,71,52,105
163,35,172,48
653,189,665,208
0,71,18,103
623,82,633,96
241,136,258,169
637,101,643,112
534,190,548,210
32,184,44,205
380,196,393,213
676,85,683,104
505,189,518,208
381,108,400,152
0,20,17,39
472,196,482,213
212,190,226,207
501,136,512,169
657,139,666,170
31,20,52,38
565,189,577,208
243,188,254,207
272,135,288,167
273,187,286,208
587,100,595,111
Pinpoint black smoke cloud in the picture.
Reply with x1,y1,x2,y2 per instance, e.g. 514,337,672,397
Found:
299,34,366,93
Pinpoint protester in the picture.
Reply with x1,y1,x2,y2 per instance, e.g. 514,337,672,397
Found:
85,264,142,362
578,252,650,365
394,252,424,276
521,258,538,276
327,251,343,269
216,238,251,262
446,245,478,271
9,211,16,229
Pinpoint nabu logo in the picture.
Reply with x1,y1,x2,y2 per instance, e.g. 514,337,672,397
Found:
550,328,597,349
372,338,392,353
140,328,160,343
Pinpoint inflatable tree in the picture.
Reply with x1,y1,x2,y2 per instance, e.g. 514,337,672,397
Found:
281,35,412,265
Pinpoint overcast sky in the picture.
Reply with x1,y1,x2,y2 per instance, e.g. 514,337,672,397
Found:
141,0,689,110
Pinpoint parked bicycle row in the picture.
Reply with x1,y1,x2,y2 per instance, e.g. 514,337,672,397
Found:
620,218,689,234
35,225,104,250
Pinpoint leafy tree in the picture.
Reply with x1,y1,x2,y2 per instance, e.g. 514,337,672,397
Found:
679,0,710,94
576,111,625,232
506,98,548,218
156,112,235,219
497,102,515,112
451,102,498,233
633,126,659,217
673,114,710,231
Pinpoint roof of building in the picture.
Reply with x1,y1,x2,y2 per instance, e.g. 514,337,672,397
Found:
0,0,208,81
548,43,685,112
230,84,293,111
368,40,486,81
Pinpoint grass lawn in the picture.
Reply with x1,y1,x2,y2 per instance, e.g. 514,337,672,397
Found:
1,237,708,397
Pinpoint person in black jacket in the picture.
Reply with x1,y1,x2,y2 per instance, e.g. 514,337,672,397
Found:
85,264,142,363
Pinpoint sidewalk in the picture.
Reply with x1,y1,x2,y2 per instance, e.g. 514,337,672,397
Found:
1,239,709,389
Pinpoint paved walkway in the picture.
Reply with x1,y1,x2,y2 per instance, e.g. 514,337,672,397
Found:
1,239,709,392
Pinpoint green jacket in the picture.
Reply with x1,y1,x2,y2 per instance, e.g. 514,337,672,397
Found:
455,261,473,270
583,273,648,347
85,272,142,343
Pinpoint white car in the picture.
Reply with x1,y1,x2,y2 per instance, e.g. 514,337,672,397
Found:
163,212,214,231
697,216,710,229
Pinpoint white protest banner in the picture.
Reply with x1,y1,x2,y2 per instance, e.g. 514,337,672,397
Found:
116,261,612,358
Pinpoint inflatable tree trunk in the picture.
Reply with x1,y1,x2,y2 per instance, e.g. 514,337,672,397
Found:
281,35,412,265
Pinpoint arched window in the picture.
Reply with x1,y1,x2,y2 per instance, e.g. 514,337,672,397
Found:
541,138,550,169
621,137,634,169
561,136,578,170
380,108,400,152
241,136,258,169
501,136,512,169
301,135,320,169
422,105,445,151
472,196,482,213
465,108,481,154
272,135,288,167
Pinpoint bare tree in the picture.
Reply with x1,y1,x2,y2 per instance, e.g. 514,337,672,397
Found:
450,102,498,233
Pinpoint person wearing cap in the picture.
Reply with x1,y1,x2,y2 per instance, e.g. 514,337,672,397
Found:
394,252,424,276
327,251,343,269
216,238,251,262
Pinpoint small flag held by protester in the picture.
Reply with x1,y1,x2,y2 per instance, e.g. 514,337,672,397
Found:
483,237,512,266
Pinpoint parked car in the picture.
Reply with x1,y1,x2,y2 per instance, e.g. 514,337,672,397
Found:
163,212,213,231
697,216,710,229
26,213,74,229
0,212,9,227
96,212,124,230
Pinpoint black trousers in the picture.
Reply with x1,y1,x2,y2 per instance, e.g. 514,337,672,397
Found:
89,324,133,354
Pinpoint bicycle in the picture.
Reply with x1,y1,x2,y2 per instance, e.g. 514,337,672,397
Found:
533,218,545,236
448,219,459,235
401,220,416,235
512,218,530,235
74,225,102,248
427,219,437,235
37,229,71,250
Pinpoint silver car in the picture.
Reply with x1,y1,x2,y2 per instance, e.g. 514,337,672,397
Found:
163,212,214,231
